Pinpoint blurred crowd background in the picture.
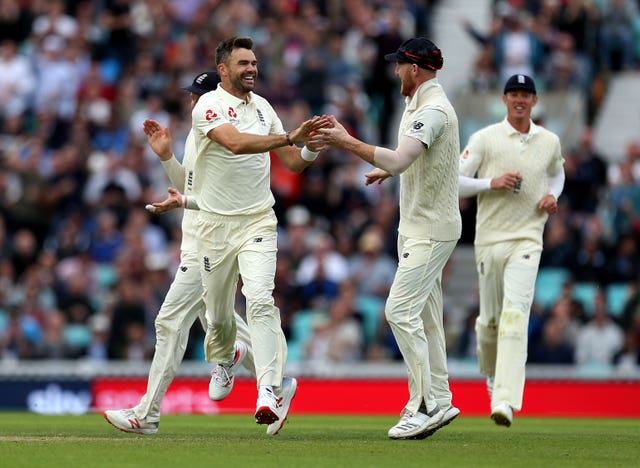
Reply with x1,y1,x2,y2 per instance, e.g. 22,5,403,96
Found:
1,0,639,374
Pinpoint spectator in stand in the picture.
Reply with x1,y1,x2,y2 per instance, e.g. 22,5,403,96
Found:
0,306,41,359
366,9,405,146
528,316,575,364
348,226,397,300
35,309,84,359
575,290,624,365
606,234,640,283
31,0,78,42
614,328,640,372
561,128,608,214
0,39,35,122
607,159,640,238
608,141,640,186
32,34,82,140
0,0,33,44
305,282,365,363
540,216,578,269
572,233,608,284
463,5,544,84
296,231,350,309
469,46,499,92
543,32,591,93
597,0,638,71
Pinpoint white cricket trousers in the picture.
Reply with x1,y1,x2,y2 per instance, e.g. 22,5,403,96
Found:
474,240,541,411
134,250,255,421
385,235,458,415
196,209,287,388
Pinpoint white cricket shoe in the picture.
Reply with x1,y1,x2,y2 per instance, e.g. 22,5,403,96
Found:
491,402,513,427
437,405,460,430
266,377,298,435
209,341,249,401
255,387,280,425
103,408,159,435
388,407,444,440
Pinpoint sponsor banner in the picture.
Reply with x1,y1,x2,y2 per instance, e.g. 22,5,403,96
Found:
93,378,640,417
0,380,92,414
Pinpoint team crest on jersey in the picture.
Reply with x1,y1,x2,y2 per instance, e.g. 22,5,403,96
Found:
205,109,218,121
411,121,424,131
228,107,237,119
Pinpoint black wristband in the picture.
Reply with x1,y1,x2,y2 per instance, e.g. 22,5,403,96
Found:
285,132,293,146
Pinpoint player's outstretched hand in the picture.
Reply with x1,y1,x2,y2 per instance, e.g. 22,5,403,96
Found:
290,115,332,145
365,168,392,186
309,115,351,148
145,187,183,214
143,119,173,161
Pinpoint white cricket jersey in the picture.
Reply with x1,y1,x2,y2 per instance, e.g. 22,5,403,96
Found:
397,78,462,241
459,119,564,246
191,86,285,215
180,129,198,253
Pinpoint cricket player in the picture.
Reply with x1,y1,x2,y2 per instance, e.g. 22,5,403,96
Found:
145,37,329,435
458,74,565,426
311,37,462,440
104,71,255,435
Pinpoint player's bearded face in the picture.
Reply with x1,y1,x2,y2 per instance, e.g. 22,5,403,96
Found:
396,62,416,97
228,48,258,94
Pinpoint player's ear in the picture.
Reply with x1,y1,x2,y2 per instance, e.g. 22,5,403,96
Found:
531,95,538,107
217,62,227,78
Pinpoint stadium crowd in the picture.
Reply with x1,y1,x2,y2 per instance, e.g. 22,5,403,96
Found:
0,0,639,373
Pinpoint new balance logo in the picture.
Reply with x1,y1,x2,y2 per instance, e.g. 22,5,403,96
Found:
403,253,409,258
180,266,188,272
128,418,141,429
254,237,263,243
203,256,211,272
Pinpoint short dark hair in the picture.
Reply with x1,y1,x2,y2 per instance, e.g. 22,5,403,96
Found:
215,36,254,66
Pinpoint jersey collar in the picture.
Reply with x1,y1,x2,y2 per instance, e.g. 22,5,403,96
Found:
502,118,540,137
215,85,254,106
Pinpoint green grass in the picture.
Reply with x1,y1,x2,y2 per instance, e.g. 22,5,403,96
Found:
0,413,638,467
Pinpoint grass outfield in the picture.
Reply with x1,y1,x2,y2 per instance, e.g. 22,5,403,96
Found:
0,413,638,467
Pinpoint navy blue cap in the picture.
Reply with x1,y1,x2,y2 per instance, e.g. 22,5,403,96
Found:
384,37,443,71
503,74,537,95
182,71,219,95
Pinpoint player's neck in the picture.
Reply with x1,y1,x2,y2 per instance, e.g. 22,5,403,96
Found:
220,82,250,102
507,116,531,134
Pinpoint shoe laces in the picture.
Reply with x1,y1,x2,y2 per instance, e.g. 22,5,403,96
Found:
211,364,232,386
260,388,281,408
119,408,137,418
399,408,414,420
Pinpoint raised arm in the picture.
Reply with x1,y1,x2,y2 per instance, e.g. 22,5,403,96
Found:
143,119,186,191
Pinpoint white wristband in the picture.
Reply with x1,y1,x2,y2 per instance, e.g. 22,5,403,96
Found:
301,146,319,162
182,195,187,207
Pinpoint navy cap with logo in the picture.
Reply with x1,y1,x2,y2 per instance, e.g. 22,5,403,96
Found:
384,37,444,71
503,74,537,95
182,71,220,95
